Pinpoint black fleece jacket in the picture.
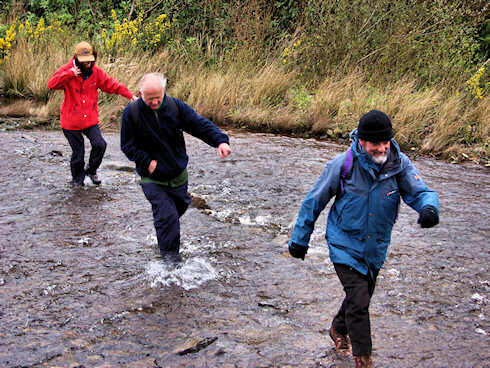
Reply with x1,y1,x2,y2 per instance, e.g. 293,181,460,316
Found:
121,95,229,182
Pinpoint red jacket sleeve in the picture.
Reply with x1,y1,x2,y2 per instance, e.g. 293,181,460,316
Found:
95,67,134,100
48,60,76,90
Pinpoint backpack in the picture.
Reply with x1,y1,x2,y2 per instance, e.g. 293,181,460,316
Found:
128,95,180,123
340,147,354,193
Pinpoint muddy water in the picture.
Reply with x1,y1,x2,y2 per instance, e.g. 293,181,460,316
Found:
0,129,488,368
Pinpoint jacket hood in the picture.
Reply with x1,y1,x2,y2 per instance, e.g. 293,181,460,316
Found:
349,127,359,140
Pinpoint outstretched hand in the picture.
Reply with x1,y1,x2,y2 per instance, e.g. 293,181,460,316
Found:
418,206,439,228
289,242,307,260
218,143,231,159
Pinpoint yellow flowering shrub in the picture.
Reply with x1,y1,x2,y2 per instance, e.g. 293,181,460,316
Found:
99,11,174,56
17,18,64,43
0,24,16,67
282,33,324,75
0,17,65,68
465,65,488,100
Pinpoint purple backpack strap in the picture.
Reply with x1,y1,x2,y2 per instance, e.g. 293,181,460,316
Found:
340,147,353,193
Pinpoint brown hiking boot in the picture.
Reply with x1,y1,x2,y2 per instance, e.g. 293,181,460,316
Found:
329,325,352,356
354,355,374,368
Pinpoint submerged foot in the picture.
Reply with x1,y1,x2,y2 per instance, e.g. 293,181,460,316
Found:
161,252,183,265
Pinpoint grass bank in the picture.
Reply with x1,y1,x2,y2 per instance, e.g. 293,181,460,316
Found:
1,48,488,165
0,2,488,166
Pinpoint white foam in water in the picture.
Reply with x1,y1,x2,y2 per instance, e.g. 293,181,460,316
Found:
238,214,272,226
77,237,91,246
387,268,401,279
145,257,218,290
238,215,254,225
146,233,157,244
182,239,234,253
471,293,485,302
210,208,234,222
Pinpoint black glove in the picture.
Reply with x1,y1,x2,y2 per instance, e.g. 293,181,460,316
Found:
289,242,307,260
418,206,439,228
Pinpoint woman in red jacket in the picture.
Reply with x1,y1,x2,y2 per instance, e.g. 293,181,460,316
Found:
48,41,137,186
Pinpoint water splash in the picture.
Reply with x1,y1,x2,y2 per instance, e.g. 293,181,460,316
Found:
145,257,218,290
238,214,272,226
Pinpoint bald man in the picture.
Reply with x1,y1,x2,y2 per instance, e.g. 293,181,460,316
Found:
121,72,231,262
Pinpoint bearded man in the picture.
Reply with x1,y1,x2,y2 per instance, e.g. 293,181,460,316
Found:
288,110,439,367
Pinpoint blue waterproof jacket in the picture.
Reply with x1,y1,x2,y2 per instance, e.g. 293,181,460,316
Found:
120,95,229,182
289,131,439,275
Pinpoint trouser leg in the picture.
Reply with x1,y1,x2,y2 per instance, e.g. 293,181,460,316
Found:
62,128,86,185
332,263,379,356
141,182,191,257
83,125,106,175
332,298,349,335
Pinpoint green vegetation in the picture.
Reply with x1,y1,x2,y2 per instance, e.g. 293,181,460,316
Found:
0,0,488,164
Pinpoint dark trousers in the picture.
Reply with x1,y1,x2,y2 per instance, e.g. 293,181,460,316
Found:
63,125,107,185
332,263,379,356
141,182,191,258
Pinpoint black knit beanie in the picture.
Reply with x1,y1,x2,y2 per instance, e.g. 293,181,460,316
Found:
357,110,393,142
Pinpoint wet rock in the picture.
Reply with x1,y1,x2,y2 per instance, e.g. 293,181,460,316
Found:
103,161,136,173
21,134,37,142
257,291,290,314
49,150,63,156
118,357,158,367
68,338,91,348
190,193,211,210
87,354,105,365
77,238,91,247
257,300,289,314
173,336,218,355
48,261,65,271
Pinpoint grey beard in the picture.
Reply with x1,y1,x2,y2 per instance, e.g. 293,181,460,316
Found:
370,153,388,165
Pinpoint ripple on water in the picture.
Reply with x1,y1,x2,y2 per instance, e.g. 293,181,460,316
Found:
145,257,218,290
1,130,489,367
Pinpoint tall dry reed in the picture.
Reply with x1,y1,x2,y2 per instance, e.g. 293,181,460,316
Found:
0,38,488,162
3,40,68,100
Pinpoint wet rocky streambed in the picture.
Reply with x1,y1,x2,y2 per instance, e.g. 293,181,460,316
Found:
0,129,488,367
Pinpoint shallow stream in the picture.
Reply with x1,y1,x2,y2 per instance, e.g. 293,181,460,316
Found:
0,129,488,367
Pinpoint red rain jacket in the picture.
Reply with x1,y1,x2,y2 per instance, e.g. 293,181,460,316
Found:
48,58,134,130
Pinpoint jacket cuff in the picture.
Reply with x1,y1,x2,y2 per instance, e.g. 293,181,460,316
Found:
289,241,308,252
218,135,230,145
422,205,438,214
